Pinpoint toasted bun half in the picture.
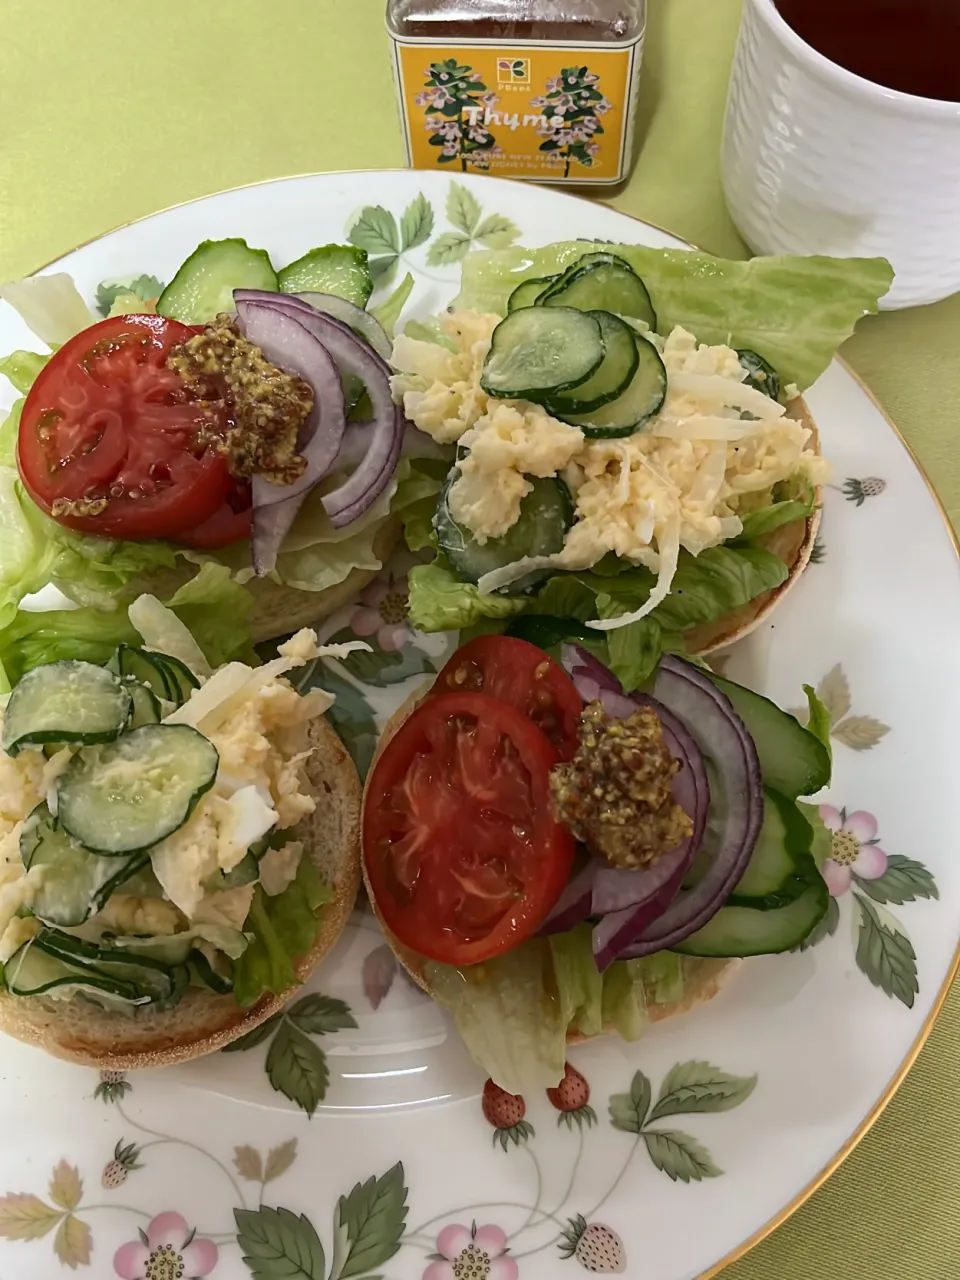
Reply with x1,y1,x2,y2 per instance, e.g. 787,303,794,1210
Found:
686,398,821,656
0,716,362,1069
139,519,400,645
361,693,741,1044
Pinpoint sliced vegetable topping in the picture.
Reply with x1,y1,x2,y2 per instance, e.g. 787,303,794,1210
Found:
57,723,218,855
157,237,279,323
1,660,131,756
21,805,149,927
480,308,605,401
435,473,573,596
431,635,582,760
363,690,575,966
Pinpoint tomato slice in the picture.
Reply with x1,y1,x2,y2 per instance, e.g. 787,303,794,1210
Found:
17,314,247,543
176,480,253,549
432,635,582,760
364,691,575,966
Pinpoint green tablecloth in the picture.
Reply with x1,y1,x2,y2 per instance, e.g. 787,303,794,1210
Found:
1,1,957,1274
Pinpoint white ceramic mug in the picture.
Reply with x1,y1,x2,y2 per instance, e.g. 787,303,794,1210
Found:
721,0,960,309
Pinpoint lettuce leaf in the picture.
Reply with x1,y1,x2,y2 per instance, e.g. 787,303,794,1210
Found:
0,561,254,689
0,350,49,395
454,243,893,390
735,477,817,542
370,272,414,339
802,802,832,871
407,542,789,690
232,858,333,1007
408,561,528,633
425,941,568,1094
424,931,686,1093
0,274,97,346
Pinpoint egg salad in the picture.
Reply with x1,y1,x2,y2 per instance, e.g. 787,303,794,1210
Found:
392,311,829,628
0,599,365,1011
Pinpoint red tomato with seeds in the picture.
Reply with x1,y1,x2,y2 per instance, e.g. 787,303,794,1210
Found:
17,313,248,544
432,635,582,760
363,690,575,966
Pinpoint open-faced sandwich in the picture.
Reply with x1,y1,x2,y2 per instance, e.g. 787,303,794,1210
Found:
362,635,833,1094
391,242,891,686
0,598,364,1067
0,239,434,652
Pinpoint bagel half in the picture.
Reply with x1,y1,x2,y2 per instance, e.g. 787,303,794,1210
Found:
0,715,361,1069
361,690,743,1052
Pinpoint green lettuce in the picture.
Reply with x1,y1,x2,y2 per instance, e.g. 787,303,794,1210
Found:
0,351,49,396
802,803,832,872
801,686,833,764
0,562,254,689
370,272,414,339
408,561,528,633
454,243,893,390
425,930,687,1094
408,541,789,690
233,857,333,1007
735,477,817,541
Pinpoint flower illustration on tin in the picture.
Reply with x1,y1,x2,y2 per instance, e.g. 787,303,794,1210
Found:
819,806,887,897
424,1221,518,1280
350,573,412,652
114,1212,218,1279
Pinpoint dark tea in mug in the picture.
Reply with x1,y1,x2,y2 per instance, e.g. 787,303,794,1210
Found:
775,0,960,102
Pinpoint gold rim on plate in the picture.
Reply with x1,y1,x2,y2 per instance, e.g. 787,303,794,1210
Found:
17,168,960,1279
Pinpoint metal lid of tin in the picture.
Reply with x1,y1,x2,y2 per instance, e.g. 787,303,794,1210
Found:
386,0,646,44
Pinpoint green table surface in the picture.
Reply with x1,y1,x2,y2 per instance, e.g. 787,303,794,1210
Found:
2,1,958,1275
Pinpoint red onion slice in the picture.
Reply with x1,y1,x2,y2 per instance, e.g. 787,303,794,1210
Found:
295,292,392,362
235,294,402,529
235,302,347,508
539,863,597,936
615,657,764,961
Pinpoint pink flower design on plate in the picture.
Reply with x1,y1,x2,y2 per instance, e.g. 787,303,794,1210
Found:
424,1221,518,1280
114,1212,218,1279
819,806,888,897
350,574,412,653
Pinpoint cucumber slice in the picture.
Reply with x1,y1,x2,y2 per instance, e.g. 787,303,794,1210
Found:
436,474,573,596
5,940,145,1004
157,238,278,323
108,933,193,966
480,308,605,402
2,661,132,757
189,948,234,995
21,805,149,927
709,674,831,798
559,334,667,438
545,311,639,415
127,681,161,729
540,254,657,330
727,790,818,907
671,868,829,957
278,245,373,307
738,349,781,401
109,646,176,702
34,928,184,1008
57,724,219,855
507,275,558,312
149,652,199,705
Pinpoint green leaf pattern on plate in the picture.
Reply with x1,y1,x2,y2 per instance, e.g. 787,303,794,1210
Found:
347,179,518,285
608,1062,755,1181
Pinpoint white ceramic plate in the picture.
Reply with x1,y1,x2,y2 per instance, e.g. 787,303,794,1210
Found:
0,170,957,1280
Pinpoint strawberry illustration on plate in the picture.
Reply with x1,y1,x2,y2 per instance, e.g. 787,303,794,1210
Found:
102,1139,142,1188
559,1215,626,1273
547,1063,597,1130
482,1079,534,1151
